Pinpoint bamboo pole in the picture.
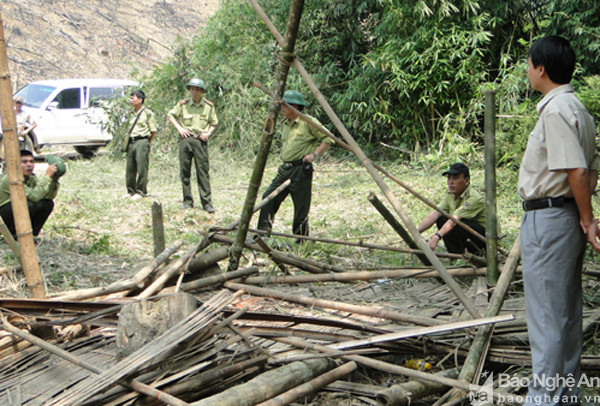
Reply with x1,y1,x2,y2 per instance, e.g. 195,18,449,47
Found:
484,90,499,285
191,359,333,406
447,233,521,403
368,192,430,266
376,368,460,406
0,12,45,298
225,179,291,230
257,361,357,406
1,316,191,406
152,201,166,258
224,281,439,326
159,266,259,294
247,1,480,318
228,0,305,271
187,245,229,274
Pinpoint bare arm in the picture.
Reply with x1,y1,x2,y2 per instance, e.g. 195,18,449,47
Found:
417,211,442,233
566,167,600,252
302,142,331,164
167,115,193,139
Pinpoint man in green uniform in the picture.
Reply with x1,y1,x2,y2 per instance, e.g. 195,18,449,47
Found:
124,90,156,199
0,150,60,239
417,163,486,254
167,78,218,212
257,90,333,237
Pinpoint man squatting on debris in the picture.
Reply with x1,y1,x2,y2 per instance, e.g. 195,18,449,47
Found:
417,162,486,255
256,90,333,239
0,150,63,239
519,35,600,405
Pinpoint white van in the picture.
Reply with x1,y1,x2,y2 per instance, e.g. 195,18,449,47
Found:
13,78,137,156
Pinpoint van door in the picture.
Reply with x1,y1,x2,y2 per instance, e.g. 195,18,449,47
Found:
85,86,119,141
43,87,89,143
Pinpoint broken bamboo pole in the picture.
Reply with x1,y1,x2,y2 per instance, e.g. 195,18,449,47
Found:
138,241,205,299
225,179,291,231
1,316,191,406
242,267,485,285
247,3,482,318
51,240,183,300
191,358,333,406
224,281,439,326
0,13,45,298
228,0,305,271
159,266,259,295
257,361,357,406
376,368,459,406
447,233,521,403
368,192,430,266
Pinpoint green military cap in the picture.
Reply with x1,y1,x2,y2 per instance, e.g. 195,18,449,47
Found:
283,90,306,107
47,155,67,178
186,78,205,90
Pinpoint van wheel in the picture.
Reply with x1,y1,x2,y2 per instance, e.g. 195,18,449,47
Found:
74,146,99,158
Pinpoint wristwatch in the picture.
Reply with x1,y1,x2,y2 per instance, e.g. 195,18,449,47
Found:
312,152,318,159
434,232,442,239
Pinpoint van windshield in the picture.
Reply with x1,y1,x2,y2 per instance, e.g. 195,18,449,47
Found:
14,84,57,108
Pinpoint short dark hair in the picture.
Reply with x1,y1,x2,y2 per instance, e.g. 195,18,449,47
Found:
20,150,34,158
528,35,575,85
130,89,146,103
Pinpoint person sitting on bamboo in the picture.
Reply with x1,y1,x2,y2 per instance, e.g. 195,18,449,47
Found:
416,163,486,254
0,150,64,240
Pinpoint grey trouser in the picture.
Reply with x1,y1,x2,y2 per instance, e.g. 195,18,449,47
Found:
179,137,211,208
126,137,150,196
521,202,584,406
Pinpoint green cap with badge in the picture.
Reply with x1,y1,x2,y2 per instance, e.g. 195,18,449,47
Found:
47,155,67,179
186,78,205,90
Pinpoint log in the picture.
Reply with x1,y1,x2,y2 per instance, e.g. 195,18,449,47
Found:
257,361,357,406
227,0,305,271
224,281,439,326
187,245,229,274
0,13,45,298
368,192,430,266
191,359,333,406
376,368,459,406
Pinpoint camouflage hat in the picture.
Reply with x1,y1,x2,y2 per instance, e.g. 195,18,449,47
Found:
186,78,205,90
47,155,67,178
283,90,306,107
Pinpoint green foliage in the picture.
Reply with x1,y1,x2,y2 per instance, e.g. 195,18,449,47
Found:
81,234,111,255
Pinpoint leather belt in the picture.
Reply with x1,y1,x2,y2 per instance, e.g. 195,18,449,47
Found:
522,197,575,211
282,159,304,169
131,137,148,142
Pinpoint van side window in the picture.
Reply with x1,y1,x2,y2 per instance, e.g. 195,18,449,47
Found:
89,87,116,107
53,88,81,109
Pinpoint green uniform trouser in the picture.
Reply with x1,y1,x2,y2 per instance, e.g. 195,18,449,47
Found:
125,137,150,196
257,163,313,236
179,137,212,208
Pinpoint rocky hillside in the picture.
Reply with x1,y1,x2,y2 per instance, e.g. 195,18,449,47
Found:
0,0,220,91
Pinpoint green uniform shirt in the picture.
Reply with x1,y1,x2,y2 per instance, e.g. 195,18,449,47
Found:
280,114,333,162
0,173,59,207
438,184,485,227
130,108,157,139
167,98,218,135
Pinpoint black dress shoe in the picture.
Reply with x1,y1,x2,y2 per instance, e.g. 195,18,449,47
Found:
204,205,215,214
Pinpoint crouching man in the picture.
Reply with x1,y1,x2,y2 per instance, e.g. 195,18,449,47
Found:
0,150,62,239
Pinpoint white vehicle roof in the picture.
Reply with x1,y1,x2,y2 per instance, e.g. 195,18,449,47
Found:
24,78,137,87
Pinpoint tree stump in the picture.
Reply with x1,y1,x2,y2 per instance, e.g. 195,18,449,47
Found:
116,292,198,359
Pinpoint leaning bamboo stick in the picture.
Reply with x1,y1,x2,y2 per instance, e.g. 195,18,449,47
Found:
1,316,191,406
257,361,357,406
227,0,305,271
0,13,45,298
224,281,439,326
242,267,485,285
0,217,20,260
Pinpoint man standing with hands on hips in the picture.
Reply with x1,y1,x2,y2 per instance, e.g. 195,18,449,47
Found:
256,90,333,239
519,35,600,405
167,78,218,212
